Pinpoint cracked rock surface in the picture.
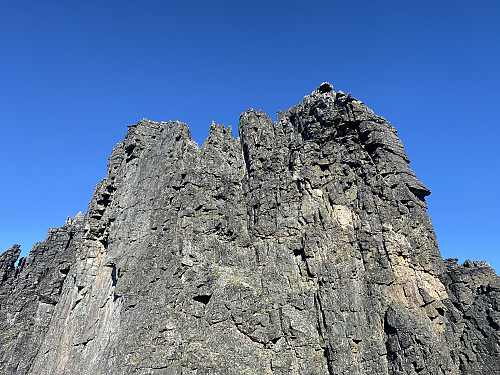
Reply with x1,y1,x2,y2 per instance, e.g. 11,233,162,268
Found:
1,83,499,374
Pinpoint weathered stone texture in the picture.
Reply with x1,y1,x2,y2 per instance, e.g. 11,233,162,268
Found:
1,83,498,374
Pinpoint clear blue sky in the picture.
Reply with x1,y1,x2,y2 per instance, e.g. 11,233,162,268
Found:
1,1,499,272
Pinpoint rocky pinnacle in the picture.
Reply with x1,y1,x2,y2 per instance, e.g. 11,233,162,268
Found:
1,83,498,374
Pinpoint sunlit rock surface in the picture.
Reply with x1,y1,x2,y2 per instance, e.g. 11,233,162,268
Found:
1,84,499,374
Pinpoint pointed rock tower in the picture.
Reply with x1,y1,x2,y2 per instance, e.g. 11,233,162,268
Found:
1,84,499,374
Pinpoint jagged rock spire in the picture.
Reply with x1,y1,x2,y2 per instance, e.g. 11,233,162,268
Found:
0,84,498,374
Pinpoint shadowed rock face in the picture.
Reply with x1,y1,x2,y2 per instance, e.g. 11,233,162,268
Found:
1,83,498,374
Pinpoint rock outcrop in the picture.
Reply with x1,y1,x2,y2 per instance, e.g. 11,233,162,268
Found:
1,83,499,374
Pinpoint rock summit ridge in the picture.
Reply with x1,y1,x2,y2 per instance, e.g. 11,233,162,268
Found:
1,83,499,374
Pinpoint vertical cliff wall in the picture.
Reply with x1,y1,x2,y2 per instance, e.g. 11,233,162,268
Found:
1,83,498,374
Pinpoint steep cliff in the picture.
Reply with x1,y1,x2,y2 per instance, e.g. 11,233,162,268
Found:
1,83,498,374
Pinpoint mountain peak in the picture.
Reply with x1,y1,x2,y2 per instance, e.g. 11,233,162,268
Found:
1,85,498,374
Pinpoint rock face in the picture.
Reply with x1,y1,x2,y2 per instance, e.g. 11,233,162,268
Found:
1,83,499,374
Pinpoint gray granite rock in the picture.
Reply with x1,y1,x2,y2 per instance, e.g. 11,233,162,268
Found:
1,84,498,374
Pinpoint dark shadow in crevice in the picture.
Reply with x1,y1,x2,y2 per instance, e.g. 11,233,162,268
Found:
193,294,212,305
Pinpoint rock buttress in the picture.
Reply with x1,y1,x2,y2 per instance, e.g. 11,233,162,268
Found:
0,84,498,374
